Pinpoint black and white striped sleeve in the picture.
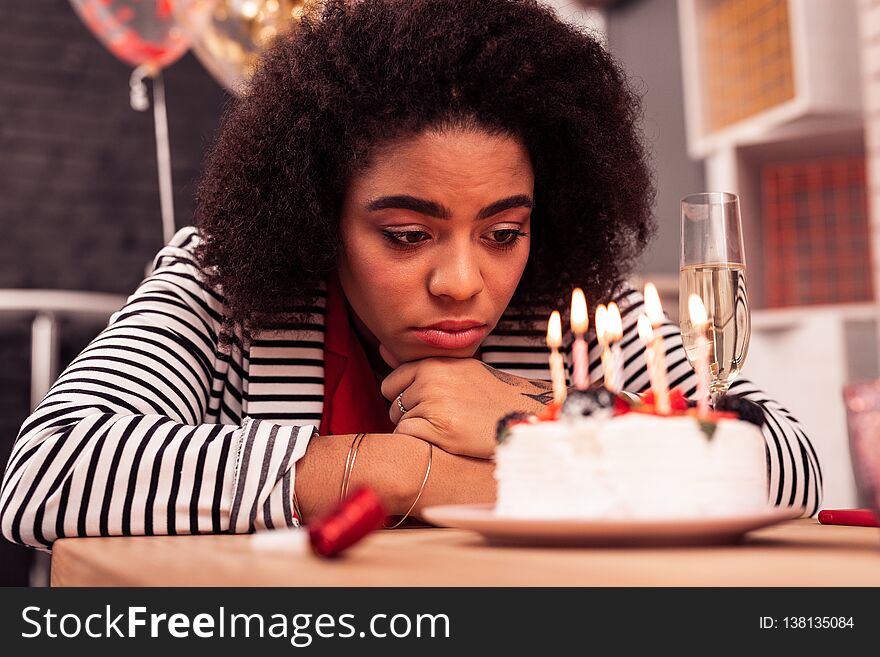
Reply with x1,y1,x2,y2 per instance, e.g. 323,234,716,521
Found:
0,229,316,551
568,287,823,518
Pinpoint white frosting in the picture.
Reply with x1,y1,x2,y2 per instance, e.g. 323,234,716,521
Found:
494,413,769,519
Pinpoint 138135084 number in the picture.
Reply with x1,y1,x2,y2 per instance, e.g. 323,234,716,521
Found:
783,617,854,629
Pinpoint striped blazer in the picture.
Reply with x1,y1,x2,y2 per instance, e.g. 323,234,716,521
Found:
0,227,822,550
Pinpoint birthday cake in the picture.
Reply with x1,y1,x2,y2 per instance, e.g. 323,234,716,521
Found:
493,389,770,520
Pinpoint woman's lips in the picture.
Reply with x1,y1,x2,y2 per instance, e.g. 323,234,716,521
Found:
411,325,488,349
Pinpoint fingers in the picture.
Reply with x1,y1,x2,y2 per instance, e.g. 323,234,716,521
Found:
396,416,493,459
389,386,423,424
380,355,467,401
396,416,444,450
389,389,405,424
380,361,418,401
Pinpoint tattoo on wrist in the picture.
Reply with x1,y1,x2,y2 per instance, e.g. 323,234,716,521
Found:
482,362,556,406
481,362,522,386
523,390,555,405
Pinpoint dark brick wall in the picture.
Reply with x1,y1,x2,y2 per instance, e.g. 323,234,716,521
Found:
0,1,228,584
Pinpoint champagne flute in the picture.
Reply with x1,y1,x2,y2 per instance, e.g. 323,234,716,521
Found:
679,192,751,406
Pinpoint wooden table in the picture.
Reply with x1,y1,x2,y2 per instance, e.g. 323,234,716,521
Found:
51,519,880,586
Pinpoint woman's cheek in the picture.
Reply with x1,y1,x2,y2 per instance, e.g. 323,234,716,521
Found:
487,250,529,297
367,242,426,287
361,251,409,295
352,249,419,314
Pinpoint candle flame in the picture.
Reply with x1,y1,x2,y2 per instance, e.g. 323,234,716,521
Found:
595,304,608,344
644,282,664,326
571,288,588,334
607,302,623,341
547,310,562,348
637,314,654,344
241,1,260,19
688,294,709,327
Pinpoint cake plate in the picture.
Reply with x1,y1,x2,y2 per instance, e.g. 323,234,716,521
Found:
421,504,801,547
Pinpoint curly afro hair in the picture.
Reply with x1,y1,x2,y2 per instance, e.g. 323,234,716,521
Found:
194,0,655,340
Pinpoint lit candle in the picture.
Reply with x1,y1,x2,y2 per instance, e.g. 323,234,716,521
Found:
637,314,666,413
595,304,608,348
643,282,664,327
606,302,624,394
595,304,611,390
688,294,710,416
570,288,589,390
642,282,671,414
637,314,656,390
546,310,567,405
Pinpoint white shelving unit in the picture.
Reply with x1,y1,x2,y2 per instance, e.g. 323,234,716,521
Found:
678,0,863,160
745,304,880,508
860,0,880,301
676,0,873,508
676,0,868,310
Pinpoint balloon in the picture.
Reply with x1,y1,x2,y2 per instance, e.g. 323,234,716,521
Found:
69,0,189,70
171,0,321,93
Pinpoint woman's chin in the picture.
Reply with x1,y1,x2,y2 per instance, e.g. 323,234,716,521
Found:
384,334,482,366
398,345,477,362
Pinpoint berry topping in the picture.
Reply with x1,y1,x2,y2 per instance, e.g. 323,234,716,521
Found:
614,396,632,416
536,400,562,421
667,388,691,411
561,388,617,418
713,395,765,427
639,388,691,413
495,411,536,443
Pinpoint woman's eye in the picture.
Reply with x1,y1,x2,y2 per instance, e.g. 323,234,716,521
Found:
490,230,520,244
382,230,430,246
381,228,527,250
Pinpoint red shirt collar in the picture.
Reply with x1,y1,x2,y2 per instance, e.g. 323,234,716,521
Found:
319,272,397,436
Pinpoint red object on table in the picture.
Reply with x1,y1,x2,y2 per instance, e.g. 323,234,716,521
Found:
817,509,880,527
308,487,386,558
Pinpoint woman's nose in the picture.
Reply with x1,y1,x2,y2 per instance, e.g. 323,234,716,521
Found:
427,247,484,301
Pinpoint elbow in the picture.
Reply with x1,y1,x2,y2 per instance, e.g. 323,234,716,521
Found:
0,427,67,550
2,410,116,549
0,477,41,549
810,478,824,519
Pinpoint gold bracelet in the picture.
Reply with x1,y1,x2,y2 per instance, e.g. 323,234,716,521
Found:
339,433,359,504
343,433,367,497
339,433,366,503
292,487,304,524
386,443,432,529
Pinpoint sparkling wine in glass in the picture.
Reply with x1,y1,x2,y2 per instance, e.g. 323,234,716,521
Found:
679,192,751,404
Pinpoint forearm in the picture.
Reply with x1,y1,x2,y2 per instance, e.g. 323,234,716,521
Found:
413,449,496,518
294,433,427,522
294,433,496,522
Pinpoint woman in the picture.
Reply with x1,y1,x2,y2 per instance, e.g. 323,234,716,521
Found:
1,0,820,550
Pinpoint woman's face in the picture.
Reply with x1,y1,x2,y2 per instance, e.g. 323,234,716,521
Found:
337,128,534,365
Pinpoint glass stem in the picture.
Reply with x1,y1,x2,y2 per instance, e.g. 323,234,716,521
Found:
709,383,728,409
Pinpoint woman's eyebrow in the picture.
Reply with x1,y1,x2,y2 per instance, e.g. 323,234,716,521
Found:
365,194,533,219
477,194,534,219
